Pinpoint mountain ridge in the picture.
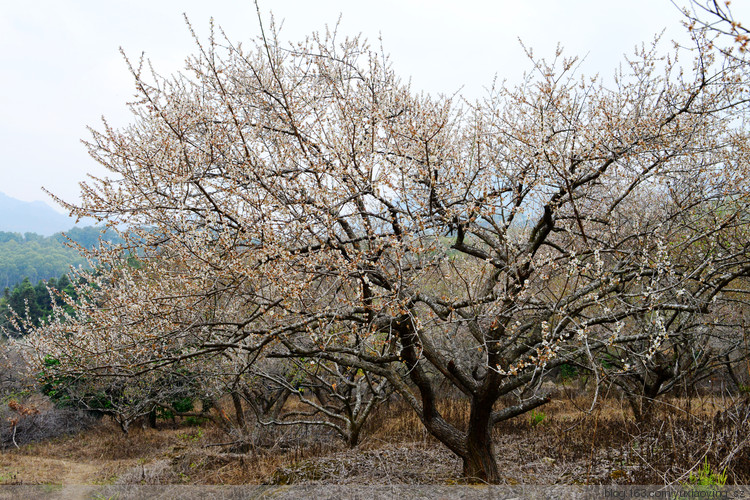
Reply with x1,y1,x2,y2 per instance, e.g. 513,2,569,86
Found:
0,192,90,236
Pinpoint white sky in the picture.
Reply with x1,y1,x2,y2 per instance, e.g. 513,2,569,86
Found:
1,0,747,211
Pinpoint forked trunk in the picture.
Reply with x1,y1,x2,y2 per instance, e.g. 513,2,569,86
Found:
395,317,503,483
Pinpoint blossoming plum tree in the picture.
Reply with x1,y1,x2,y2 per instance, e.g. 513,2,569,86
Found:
23,4,750,481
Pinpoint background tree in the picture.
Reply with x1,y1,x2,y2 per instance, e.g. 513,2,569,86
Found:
1,273,80,336
598,304,749,421
21,5,750,482
250,357,390,448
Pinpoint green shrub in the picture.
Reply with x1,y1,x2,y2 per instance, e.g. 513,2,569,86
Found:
686,458,727,488
530,410,547,426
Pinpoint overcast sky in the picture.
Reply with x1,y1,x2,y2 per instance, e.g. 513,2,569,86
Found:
1,0,747,212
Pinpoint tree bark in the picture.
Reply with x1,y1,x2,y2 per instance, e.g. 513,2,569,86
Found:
346,423,362,449
463,397,500,483
231,391,246,430
147,408,157,429
391,315,508,482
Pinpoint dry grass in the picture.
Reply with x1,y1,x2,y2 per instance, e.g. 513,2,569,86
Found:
0,392,748,486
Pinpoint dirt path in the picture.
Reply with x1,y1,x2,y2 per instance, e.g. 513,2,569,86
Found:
57,458,100,484
0,454,107,484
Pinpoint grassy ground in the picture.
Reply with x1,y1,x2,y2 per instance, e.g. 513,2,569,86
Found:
0,392,747,486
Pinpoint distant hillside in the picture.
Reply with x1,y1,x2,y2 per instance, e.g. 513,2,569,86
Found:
0,227,123,289
0,192,87,236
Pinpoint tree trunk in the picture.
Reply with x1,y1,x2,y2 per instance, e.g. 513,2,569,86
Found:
393,316,502,482
630,376,666,422
346,428,360,449
231,391,252,453
231,391,246,430
270,388,291,420
462,397,500,483
346,423,361,449
147,408,157,429
724,354,744,391
627,393,645,422
117,417,130,435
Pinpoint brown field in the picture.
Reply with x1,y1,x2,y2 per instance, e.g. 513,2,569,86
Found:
1,390,748,487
